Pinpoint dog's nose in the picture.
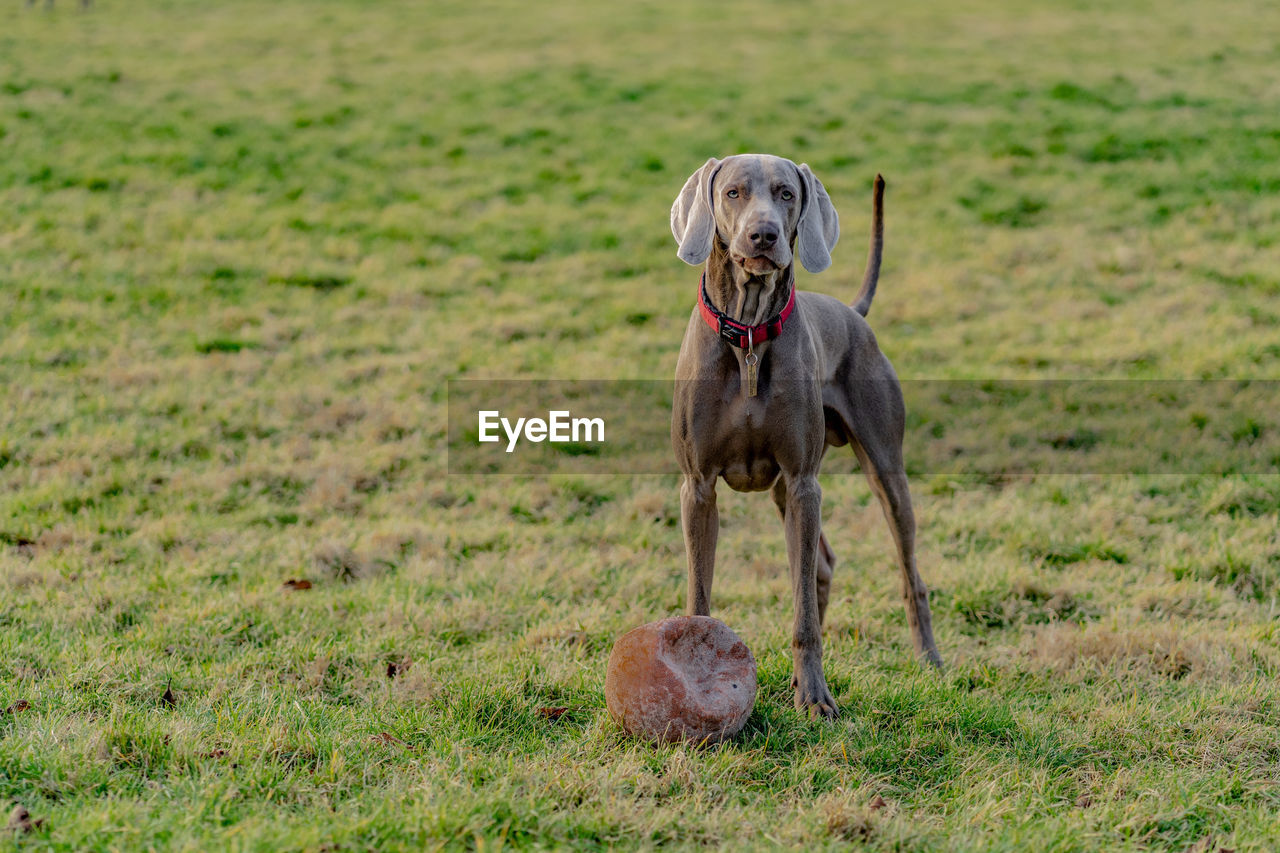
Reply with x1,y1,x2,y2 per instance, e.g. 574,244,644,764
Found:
749,226,779,250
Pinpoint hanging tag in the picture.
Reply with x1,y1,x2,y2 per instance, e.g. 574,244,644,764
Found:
745,328,758,397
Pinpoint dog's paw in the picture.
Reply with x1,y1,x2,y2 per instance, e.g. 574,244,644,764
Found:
793,680,839,720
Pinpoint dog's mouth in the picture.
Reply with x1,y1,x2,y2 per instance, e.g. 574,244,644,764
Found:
735,254,781,275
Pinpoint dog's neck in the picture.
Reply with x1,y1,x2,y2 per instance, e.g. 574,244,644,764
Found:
705,240,794,328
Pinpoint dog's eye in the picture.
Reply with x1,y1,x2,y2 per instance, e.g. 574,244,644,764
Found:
726,189,738,199
781,190,794,201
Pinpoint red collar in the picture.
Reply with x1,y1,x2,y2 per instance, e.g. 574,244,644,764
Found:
697,273,796,349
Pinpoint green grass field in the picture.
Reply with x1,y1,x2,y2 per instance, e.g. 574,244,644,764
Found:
3,0,1280,849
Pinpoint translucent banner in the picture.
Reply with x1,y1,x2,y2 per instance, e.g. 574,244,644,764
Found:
447,380,1280,476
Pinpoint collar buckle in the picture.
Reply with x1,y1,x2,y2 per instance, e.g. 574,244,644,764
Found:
717,317,742,346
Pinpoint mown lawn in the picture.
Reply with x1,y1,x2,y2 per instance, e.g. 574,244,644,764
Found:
2,0,1280,850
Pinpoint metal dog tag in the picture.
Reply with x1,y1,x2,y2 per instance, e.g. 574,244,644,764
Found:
745,328,759,397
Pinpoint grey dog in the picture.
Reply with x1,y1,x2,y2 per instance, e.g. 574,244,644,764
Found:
670,154,942,719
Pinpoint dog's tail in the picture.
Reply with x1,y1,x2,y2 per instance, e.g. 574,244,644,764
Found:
851,174,884,317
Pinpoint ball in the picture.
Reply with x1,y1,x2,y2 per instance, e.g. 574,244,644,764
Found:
605,615,757,744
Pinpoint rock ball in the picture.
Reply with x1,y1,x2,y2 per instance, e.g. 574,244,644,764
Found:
605,615,757,744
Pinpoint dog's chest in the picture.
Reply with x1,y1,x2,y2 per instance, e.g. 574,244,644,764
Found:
703,397,785,492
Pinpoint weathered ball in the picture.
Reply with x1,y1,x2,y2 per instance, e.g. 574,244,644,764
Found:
605,615,757,744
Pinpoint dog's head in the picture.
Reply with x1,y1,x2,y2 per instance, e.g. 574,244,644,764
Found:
670,153,839,275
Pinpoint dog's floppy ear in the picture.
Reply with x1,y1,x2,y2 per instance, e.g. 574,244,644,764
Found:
670,157,722,266
795,162,840,273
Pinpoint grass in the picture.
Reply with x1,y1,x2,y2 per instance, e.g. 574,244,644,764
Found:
2,0,1280,849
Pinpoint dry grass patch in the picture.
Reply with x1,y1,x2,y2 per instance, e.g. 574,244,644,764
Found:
1025,622,1259,681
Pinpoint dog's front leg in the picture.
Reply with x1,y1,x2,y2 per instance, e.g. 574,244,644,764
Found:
785,474,838,718
680,474,718,616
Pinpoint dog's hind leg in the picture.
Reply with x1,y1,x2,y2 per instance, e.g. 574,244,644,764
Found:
849,412,942,671
844,384,943,669
861,452,941,669
771,478,837,627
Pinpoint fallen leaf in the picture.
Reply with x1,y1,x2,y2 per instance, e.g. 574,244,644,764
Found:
282,578,313,591
538,706,569,721
386,658,412,679
200,749,229,759
161,681,176,707
370,732,413,750
1075,794,1093,809
868,795,888,811
3,700,31,715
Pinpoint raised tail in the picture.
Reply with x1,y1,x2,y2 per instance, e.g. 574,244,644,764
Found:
851,174,885,317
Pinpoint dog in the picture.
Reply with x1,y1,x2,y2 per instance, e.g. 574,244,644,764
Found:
670,154,942,719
